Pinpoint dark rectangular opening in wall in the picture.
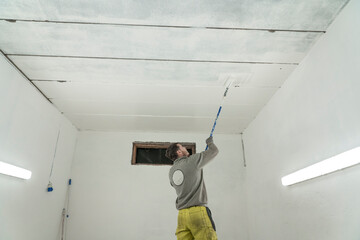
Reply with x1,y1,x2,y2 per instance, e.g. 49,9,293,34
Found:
132,142,196,165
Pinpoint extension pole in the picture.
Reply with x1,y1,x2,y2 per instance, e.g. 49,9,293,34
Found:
205,79,232,150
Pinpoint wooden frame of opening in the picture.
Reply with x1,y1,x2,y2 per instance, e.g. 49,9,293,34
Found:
131,141,196,165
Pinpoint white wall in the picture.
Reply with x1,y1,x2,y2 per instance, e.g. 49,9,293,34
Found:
2,1,358,239
0,53,78,240
243,0,360,239
67,131,248,240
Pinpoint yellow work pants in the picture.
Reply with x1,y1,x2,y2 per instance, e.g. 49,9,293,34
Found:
176,206,217,240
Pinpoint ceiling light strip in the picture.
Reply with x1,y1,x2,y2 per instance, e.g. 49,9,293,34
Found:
0,161,32,180
282,146,360,186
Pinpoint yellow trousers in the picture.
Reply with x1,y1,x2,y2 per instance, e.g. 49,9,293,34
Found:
176,206,218,240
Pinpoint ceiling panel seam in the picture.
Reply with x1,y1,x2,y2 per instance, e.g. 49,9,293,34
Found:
0,49,53,104
0,18,326,33
33,81,282,89
63,114,252,119
8,54,299,65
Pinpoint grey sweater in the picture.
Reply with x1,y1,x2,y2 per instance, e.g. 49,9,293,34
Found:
169,138,219,210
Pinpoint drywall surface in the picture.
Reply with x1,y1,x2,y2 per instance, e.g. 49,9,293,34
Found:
0,53,78,240
67,131,247,240
243,0,360,239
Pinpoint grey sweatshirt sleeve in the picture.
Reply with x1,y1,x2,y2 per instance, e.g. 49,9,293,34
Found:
195,137,219,169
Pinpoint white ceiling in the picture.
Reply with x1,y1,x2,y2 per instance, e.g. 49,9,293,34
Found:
0,0,349,134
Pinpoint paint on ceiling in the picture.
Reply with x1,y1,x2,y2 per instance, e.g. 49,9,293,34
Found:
0,0,350,133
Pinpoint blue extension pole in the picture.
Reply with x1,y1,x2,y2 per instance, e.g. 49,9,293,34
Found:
205,80,232,150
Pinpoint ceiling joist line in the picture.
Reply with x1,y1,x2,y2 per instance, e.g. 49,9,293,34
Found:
0,18,326,33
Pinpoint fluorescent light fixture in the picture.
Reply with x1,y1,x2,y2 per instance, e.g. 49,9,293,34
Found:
0,161,32,180
282,146,360,186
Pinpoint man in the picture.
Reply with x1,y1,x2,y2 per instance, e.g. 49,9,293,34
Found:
165,137,219,240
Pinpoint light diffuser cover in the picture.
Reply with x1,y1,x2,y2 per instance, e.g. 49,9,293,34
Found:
282,146,360,186
0,161,32,180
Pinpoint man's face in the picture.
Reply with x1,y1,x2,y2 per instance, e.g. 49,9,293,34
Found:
176,144,190,158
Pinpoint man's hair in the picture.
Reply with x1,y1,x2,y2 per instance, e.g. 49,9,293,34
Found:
165,143,180,161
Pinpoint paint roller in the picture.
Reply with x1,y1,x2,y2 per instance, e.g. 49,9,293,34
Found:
205,76,234,150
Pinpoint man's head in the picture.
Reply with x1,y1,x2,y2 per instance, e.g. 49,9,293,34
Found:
165,143,190,161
